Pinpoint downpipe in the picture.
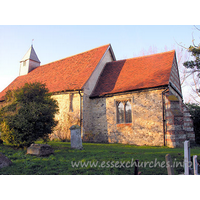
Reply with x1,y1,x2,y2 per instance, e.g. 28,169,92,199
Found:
79,90,83,137
162,87,169,146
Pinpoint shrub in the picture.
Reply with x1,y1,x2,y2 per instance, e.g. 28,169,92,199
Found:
186,103,200,144
0,82,59,148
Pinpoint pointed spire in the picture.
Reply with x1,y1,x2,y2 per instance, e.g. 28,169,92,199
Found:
21,45,40,63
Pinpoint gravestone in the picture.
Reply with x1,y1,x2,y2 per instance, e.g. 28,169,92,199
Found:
70,125,83,150
0,152,12,169
165,154,175,175
27,144,54,156
193,155,198,175
184,140,190,175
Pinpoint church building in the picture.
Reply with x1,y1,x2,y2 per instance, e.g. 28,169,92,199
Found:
0,44,195,147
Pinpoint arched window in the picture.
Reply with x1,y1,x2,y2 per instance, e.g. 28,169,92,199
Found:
117,102,124,124
116,100,132,124
125,101,132,123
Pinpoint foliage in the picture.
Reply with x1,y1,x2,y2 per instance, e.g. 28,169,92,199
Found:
183,45,200,72
186,103,200,144
183,35,200,97
0,82,59,148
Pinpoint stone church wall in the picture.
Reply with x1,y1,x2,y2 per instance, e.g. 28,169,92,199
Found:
164,92,195,147
51,92,81,141
85,88,165,146
82,48,114,137
164,94,185,147
164,56,195,147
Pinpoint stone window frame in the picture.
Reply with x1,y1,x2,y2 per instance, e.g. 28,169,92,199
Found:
69,93,74,112
115,97,133,125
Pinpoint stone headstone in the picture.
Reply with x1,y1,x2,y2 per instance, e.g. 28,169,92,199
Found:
0,152,12,169
184,140,190,175
70,125,83,150
165,154,175,175
27,144,54,156
193,155,198,175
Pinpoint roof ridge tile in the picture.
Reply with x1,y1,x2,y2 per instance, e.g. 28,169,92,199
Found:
112,50,175,63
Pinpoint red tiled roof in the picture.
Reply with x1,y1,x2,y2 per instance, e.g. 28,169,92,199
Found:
0,44,110,101
91,50,175,97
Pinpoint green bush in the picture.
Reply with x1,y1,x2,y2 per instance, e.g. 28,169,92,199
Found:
0,139,3,144
0,82,59,148
186,103,200,144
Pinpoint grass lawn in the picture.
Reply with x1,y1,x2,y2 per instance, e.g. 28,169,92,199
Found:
0,141,200,175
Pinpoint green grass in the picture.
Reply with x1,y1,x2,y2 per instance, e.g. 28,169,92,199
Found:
0,141,200,175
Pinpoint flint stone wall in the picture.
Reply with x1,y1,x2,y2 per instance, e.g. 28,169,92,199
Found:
84,88,164,146
51,92,81,141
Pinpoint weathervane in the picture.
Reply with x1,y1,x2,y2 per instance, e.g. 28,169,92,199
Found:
31,39,34,47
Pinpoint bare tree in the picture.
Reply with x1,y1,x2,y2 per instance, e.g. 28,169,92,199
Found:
181,25,200,104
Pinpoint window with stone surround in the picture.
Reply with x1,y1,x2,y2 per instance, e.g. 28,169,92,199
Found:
116,100,132,124
69,93,74,112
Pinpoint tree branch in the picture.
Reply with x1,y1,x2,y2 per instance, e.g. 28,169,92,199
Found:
194,25,200,32
174,39,188,50
192,32,198,48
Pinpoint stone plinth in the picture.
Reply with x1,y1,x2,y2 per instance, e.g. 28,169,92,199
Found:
27,144,54,156
0,152,12,169
70,125,83,149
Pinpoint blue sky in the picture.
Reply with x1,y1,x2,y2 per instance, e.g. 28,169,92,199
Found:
0,25,199,102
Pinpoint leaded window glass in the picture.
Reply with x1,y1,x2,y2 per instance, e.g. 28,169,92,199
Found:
116,100,132,124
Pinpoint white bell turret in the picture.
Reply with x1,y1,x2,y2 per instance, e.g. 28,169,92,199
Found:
19,45,40,76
